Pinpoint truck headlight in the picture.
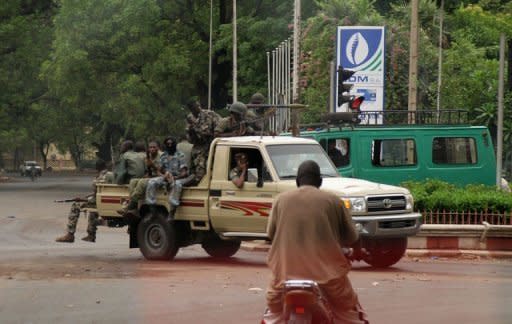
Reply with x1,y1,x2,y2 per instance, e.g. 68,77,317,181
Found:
405,194,414,210
342,197,366,213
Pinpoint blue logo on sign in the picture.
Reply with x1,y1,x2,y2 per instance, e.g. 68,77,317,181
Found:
340,29,383,71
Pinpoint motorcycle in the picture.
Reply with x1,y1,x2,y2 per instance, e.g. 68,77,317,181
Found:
262,249,357,324
29,166,37,181
281,280,332,324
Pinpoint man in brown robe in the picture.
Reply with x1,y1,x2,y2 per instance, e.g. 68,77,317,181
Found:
264,160,369,323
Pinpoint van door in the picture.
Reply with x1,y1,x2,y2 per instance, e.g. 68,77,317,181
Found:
318,136,354,177
352,135,420,185
427,131,495,186
209,146,277,237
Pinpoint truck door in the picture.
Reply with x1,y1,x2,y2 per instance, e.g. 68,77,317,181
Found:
209,147,277,237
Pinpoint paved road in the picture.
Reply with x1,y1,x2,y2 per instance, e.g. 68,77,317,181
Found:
0,175,511,324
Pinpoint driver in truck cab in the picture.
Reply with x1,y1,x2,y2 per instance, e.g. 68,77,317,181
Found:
229,152,249,189
263,160,369,324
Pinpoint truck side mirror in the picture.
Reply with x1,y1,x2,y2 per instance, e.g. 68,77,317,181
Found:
247,168,264,187
247,168,258,183
257,176,263,188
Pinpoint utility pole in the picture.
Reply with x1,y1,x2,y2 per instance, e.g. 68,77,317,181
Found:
408,0,419,124
497,34,505,188
436,0,444,121
208,0,213,110
290,0,301,136
232,0,238,102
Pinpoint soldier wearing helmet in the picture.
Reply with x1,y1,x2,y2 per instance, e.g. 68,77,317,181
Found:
214,101,255,137
247,92,268,134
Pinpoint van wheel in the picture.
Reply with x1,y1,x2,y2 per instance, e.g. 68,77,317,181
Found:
202,237,241,258
362,237,407,268
137,211,178,261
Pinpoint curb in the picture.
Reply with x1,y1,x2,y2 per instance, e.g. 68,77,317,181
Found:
405,249,512,259
240,242,512,259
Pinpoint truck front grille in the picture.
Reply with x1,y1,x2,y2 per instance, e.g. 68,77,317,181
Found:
379,219,416,229
367,195,406,212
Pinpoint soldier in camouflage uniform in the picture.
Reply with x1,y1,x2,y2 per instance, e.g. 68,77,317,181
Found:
114,140,146,185
144,136,194,219
186,99,220,184
215,102,255,137
55,159,109,243
118,140,163,219
246,92,266,134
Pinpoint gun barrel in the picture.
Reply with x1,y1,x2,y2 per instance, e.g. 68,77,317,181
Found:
54,198,88,203
242,104,308,109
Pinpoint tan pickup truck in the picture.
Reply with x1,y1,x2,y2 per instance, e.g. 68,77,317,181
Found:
96,136,422,267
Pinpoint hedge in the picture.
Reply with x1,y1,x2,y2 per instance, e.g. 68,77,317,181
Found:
400,179,512,213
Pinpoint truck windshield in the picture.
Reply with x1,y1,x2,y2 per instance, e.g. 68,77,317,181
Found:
267,144,339,179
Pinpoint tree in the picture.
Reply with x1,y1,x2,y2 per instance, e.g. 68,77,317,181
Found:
300,0,384,122
0,0,55,169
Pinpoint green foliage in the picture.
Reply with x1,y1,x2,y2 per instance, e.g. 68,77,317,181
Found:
402,179,512,212
0,0,55,167
1,0,511,169
300,1,384,122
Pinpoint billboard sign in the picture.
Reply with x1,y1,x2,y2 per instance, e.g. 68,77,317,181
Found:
335,26,385,115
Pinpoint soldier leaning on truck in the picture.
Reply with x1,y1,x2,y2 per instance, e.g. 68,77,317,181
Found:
55,159,109,243
185,98,220,185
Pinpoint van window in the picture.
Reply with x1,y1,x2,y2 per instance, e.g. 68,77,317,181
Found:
371,139,417,167
432,137,477,164
319,138,350,167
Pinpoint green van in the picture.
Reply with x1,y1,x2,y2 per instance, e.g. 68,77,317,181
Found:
293,112,497,187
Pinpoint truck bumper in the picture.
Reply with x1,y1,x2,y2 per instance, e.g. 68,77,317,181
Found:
352,212,422,238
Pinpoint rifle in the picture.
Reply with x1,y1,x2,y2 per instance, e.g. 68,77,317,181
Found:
54,197,90,203
224,103,308,135
245,103,307,110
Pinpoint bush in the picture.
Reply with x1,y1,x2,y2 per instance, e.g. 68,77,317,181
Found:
401,179,512,213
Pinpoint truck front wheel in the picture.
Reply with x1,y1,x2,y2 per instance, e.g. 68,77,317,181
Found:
137,212,179,261
201,237,241,258
362,237,407,268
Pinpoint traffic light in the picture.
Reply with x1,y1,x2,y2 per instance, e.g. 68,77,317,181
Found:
337,66,365,112
349,95,365,111
337,66,355,106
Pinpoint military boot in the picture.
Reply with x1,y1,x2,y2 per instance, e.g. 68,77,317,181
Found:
81,234,96,242
55,232,75,243
167,206,177,222
117,200,137,216
117,200,139,224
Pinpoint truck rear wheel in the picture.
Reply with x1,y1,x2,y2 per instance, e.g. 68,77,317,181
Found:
201,237,241,258
362,237,407,268
137,211,178,261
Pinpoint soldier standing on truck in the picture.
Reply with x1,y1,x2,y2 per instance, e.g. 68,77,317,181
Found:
247,92,267,133
214,102,254,137
185,98,220,185
55,159,109,243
